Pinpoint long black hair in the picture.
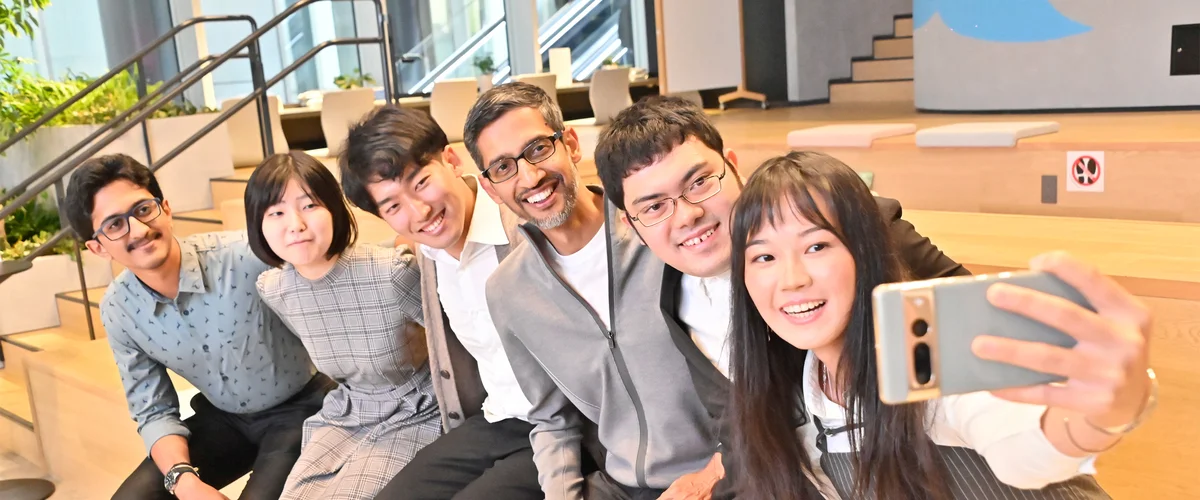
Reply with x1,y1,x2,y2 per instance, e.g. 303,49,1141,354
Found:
728,151,949,499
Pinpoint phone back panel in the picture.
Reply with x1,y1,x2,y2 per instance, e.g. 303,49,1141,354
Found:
875,271,1094,403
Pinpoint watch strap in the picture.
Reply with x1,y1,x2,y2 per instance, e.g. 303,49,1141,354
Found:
164,463,201,495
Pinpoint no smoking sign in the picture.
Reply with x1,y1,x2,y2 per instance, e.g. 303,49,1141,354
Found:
1066,151,1104,192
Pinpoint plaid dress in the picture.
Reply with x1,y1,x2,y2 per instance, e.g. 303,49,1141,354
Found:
257,244,442,500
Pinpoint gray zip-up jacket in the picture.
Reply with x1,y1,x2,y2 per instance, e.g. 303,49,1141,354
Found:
486,193,717,499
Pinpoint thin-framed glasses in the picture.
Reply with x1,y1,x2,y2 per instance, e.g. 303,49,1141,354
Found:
93,198,164,241
627,159,729,227
481,131,564,183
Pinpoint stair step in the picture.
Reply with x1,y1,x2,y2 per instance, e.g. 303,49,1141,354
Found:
874,37,913,59
853,58,913,82
2,328,87,387
895,17,913,37
210,169,253,213
54,290,106,341
175,209,225,238
830,80,914,103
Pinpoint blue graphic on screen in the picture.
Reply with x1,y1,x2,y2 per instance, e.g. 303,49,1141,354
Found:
914,0,1091,42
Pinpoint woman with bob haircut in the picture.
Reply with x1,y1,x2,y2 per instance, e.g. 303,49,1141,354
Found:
245,151,441,500
726,151,1155,499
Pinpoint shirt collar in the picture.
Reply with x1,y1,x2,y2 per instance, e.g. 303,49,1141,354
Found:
421,175,509,262
802,350,844,422
127,237,208,306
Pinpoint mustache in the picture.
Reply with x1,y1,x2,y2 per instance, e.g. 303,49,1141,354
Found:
517,174,561,201
126,230,162,252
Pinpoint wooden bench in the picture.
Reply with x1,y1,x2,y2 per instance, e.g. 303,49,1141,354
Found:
904,209,1200,499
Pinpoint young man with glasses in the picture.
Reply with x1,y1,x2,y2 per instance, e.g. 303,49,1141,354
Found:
593,95,970,494
337,105,544,499
464,82,722,500
63,154,333,500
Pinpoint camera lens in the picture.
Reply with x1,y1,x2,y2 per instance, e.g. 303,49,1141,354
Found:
913,343,932,385
911,319,929,337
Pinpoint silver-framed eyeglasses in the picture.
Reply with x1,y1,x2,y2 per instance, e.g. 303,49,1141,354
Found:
481,131,564,183
627,159,729,227
93,198,163,241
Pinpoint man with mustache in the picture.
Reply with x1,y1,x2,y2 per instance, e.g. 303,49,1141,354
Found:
63,154,333,500
465,82,720,499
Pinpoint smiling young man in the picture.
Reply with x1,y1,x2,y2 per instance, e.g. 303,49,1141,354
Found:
337,105,544,499
63,154,333,500
462,82,721,500
593,95,971,493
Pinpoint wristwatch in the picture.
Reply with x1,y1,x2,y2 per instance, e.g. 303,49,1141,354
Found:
164,462,201,495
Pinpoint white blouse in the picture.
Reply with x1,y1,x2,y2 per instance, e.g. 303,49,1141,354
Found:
797,351,1099,498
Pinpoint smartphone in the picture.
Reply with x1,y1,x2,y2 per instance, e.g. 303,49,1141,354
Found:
872,270,1094,405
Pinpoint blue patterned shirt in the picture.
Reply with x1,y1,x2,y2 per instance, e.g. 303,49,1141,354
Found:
101,231,315,453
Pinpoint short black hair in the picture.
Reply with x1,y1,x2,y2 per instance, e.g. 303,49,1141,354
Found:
594,95,725,211
244,151,358,267
463,81,565,170
64,154,165,239
340,105,450,215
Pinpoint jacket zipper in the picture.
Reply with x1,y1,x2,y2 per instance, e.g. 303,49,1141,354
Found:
526,228,652,489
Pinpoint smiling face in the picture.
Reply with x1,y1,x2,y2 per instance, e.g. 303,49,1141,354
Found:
475,107,584,230
366,147,475,255
621,137,742,278
84,179,175,271
260,178,335,273
742,198,856,356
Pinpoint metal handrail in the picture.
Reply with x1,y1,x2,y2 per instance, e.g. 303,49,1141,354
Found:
0,0,394,223
0,50,261,207
0,37,384,291
0,15,258,157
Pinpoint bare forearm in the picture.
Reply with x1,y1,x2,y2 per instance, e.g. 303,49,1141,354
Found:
1041,407,1122,457
150,434,192,474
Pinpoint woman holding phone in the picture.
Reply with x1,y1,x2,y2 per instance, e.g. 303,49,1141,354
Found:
245,151,441,499
725,152,1155,499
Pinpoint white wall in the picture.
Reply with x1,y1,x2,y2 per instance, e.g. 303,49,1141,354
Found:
915,1,1200,110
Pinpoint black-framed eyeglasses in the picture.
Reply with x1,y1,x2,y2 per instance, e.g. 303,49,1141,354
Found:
481,131,564,183
627,159,729,227
93,198,163,241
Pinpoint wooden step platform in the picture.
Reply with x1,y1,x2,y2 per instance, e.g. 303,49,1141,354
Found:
853,57,913,82
874,36,913,58
830,80,914,103
54,288,107,340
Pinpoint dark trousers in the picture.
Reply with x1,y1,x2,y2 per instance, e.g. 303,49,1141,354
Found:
374,414,541,500
584,470,668,500
112,374,333,500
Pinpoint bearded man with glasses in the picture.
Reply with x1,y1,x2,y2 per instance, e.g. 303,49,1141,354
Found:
63,154,334,500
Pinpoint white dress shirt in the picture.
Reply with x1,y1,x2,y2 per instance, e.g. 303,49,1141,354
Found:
798,351,1098,497
422,181,534,423
678,269,733,377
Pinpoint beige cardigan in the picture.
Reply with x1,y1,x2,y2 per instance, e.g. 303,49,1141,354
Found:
417,176,527,431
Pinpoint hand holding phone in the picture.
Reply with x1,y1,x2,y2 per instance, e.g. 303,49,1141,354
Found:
874,252,1155,435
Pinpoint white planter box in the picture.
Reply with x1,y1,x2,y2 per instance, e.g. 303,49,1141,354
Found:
34,125,149,195
0,139,38,192
0,252,113,335
145,113,234,213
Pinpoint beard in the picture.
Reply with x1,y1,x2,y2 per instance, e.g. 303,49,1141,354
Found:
523,161,580,230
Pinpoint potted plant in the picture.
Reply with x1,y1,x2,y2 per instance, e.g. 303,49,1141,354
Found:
474,55,496,92
601,57,620,68
333,68,376,90
0,190,113,335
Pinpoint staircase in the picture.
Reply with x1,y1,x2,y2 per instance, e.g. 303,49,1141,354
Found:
830,14,914,103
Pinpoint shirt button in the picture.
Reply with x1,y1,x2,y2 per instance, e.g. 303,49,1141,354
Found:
448,412,461,420
182,310,189,316
439,370,451,379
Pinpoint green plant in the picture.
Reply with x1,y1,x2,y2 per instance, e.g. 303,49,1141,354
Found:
1,189,74,260
474,55,496,75
0,0,51,51
333,68,376,89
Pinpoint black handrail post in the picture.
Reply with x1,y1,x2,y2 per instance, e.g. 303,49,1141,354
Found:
247,37,275,157
375,0,396,104
134,59,155,165
53,179,95,341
